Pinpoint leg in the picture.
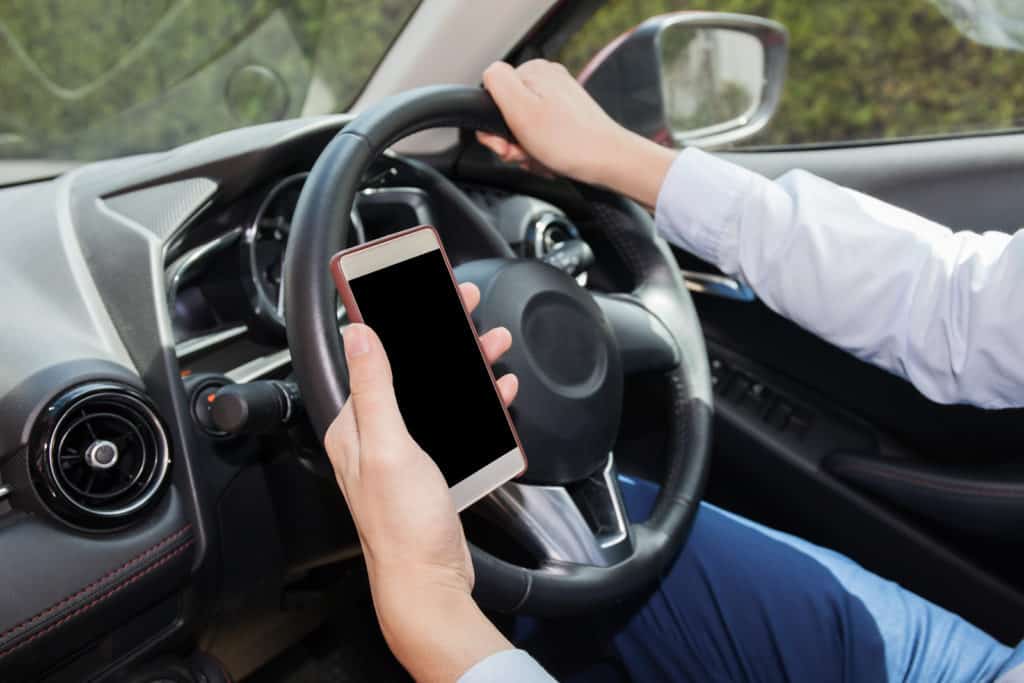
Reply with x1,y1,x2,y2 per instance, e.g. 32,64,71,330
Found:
613,477,1017,683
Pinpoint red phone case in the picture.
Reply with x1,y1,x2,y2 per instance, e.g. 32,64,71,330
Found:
329,225,527,474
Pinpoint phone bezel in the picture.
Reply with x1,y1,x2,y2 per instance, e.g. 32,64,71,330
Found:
330,225,526,511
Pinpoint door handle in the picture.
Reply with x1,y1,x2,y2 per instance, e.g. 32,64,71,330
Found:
681,270,755,302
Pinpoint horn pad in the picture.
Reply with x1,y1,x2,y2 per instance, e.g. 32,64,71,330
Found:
456,259,623,484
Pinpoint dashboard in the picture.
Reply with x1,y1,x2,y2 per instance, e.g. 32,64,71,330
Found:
0,112,600,682
169,161,588,390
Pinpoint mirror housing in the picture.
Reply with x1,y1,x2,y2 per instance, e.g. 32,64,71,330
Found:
579,12,788,149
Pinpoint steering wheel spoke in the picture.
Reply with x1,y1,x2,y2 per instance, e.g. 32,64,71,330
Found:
478,455,632,568
594,293,680,375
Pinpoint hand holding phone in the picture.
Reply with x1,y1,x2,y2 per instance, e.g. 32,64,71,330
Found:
323,320,516,682
330,226,528,510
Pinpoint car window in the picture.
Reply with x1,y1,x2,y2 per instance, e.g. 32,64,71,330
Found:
557,0,1024,147
0,0,419,164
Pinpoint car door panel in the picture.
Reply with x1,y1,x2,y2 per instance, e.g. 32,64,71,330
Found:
682,133,1024,641
722,134,1024,232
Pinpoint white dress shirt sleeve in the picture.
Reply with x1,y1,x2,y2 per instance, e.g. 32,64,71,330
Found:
457,649,557,683
655,147,1024,409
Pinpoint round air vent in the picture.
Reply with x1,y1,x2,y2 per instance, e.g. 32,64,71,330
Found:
30,382,171,530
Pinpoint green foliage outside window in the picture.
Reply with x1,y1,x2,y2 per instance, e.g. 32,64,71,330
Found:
557,0,1024,147
0,0,418,161
4,0,1024,162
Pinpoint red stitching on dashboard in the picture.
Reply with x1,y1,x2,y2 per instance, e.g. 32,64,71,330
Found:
0,524,191,641
0,537,195,660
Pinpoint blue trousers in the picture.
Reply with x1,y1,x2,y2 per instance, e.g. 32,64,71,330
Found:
518,477,1024,682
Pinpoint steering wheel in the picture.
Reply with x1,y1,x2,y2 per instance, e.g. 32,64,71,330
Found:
284,86,712,617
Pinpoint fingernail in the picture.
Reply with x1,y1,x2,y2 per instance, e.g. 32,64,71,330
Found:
344,324,371,358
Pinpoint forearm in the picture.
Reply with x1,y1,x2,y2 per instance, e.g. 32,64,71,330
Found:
589,129,677,210
376,586,513,683
654,148,1024,408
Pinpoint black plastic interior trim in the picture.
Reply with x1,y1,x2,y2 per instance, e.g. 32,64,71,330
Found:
704,339,1024,643
825,452,1024,540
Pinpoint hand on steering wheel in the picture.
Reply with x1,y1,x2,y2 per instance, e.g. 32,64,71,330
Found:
477,60,676,209
324,283,518,681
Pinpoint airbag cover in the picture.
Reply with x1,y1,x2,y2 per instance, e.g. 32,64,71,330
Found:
455,259,622,484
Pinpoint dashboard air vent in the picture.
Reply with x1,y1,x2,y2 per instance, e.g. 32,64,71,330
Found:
31,382,171,530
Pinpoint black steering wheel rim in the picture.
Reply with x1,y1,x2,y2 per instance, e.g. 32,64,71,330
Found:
283,85,712,617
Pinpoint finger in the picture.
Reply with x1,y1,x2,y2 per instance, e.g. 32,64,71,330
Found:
482,61,538,130
343,323,406,447
458,281,480,314
497,373,519,406
500,144,530,164
476,131,508,156
517,58,564,95
479,326,512,365
476,132,530,164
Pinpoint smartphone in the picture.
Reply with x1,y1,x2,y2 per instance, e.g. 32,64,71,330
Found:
330,226,527,510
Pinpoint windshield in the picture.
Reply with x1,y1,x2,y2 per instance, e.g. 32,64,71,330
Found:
0,0,419,167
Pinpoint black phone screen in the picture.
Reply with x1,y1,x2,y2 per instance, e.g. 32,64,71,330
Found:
348,247,517,486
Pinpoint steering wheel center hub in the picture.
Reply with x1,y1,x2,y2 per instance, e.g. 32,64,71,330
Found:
522,291,608,394
456,259,623,485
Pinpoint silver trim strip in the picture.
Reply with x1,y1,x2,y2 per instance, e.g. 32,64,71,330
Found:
226,348,292,384
482,454,631,567
175,324,248,359
597,456,630,549
223,324,347,383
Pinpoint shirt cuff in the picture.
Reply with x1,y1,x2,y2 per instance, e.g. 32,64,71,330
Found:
654,146,759,276
457,649,557,683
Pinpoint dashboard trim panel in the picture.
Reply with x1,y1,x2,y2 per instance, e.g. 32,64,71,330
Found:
175,324,249,360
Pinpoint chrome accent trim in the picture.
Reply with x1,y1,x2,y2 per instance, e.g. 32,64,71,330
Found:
531,211,577,258
84,439,119,470
486,482,607,565
175,324,248,359
225,323,348,383
274,380,293,423
0,485,11,501
226,348,292,384
681,269,756,301
350,205,368,244
165,226,243,306
482,454,631,567
246,172,310,328
45,387,171,520
596,456,630,549
355,186,435,229
530,212,588,286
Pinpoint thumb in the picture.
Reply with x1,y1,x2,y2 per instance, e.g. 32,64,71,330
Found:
343,323,405,446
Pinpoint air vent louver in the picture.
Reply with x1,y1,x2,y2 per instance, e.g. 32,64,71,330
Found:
31,382,170,530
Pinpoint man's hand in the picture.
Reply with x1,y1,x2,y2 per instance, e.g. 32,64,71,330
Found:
478,59,677,209
324,282,515,683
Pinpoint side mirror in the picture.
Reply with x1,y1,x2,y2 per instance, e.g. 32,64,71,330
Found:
579,12,788,149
